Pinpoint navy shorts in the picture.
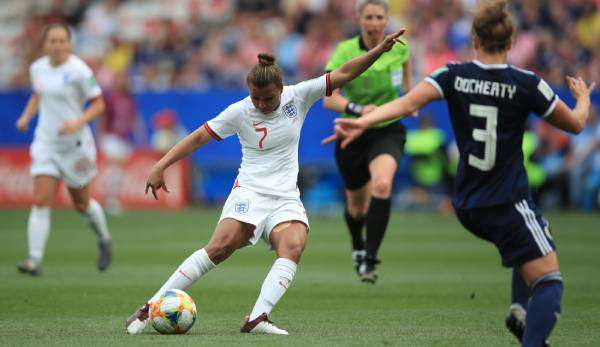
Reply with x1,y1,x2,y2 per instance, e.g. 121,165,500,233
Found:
454,197,556,268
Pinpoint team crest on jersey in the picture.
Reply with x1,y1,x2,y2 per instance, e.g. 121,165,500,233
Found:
282,101,297,119
234,199,250,214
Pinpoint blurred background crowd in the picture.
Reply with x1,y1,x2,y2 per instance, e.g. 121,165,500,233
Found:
0,0,598,211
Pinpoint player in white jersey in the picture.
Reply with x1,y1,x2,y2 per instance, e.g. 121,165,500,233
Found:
14,24,112,276
125,30,406,335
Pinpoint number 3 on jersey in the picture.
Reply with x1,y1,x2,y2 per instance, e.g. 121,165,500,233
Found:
254,126,268,149
468,104,497,171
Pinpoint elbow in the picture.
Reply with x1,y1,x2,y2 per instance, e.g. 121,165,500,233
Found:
571,121,585,134
323,96,334,110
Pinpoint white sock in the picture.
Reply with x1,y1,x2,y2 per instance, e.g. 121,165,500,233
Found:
249,258,297,320
27,206,51,263
83,199,111,242
149,248,216,303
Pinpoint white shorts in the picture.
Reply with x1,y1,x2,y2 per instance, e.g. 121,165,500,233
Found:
219,186,309,249
100,134,133,161
30,137,97,189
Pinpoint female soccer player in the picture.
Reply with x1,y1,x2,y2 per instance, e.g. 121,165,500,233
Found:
125,31,406,335
324,1,595,346
15,23,112,275
324,0,411,283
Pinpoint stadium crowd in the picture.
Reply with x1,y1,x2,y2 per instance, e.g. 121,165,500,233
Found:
0,0,598,210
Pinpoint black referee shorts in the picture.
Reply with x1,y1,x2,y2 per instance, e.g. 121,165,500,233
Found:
335,121,406,190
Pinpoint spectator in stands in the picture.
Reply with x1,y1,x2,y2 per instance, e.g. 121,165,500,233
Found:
99,70,144,214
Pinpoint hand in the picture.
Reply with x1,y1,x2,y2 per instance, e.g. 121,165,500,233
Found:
321,118,368,148
58,119,84,135
15,116,29,132
361,104,377,116
566,76,596,100
375,29,406,53
145,165,169,200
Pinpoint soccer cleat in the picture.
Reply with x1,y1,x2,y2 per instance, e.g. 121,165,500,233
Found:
97,239,113,272
360,256,380,284
352,250,366,276
125,302,150,335
241,313,289,335
17,258,42,276
505,304,550,347
505,304,526,342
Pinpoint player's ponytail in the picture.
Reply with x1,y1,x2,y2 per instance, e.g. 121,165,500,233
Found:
246,53,283,89
472,0,514,53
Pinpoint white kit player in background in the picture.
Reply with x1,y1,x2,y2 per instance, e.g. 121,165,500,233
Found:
125,30,406,335
14,24,112,276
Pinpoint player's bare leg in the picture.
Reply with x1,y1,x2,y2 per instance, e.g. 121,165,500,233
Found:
242,221,307,335
126,219,251,335
17,175,58,276
69,185,112,271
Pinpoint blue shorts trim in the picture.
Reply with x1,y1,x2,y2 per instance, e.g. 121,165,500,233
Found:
455,198,556,268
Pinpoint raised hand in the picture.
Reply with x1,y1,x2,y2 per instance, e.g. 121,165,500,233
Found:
145,165,170,200
566,76,596,100
376,29,406,53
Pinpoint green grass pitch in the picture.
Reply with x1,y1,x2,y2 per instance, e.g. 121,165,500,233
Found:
1,209,599,346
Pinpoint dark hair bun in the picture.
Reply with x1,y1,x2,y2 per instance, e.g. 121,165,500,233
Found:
483,0,508,25
258,53,276,66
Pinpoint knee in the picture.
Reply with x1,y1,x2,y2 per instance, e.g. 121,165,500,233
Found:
278,230,307,262
73,200,89,213
347,201,368,218
205,237,238,264
371,177,392,198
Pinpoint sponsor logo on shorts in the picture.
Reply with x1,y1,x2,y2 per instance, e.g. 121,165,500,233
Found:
282,101,297,119
234,200,249,214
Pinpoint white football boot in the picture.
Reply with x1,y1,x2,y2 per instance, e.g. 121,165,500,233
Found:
241,313,289,335
125,302,150,334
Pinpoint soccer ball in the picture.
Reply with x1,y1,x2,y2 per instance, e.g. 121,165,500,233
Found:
149,289,197,334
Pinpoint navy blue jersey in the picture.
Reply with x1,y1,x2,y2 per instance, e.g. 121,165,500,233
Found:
426,60,559,209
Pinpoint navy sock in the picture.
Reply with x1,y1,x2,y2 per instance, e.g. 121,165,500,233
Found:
522,272,563,347
344,209,365,251
365,197,391,260
512,268,530,309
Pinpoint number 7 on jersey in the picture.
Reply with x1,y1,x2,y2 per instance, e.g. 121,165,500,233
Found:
254,126,268,149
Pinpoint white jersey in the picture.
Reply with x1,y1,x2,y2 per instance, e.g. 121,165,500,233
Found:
30,54,102,149
205,74,332,198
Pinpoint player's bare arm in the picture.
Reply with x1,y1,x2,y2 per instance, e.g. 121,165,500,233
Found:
546,76,596,134
322,80,440,147
328,29,405,91
58,96,106,135
146,126,213,199
15,93,40,132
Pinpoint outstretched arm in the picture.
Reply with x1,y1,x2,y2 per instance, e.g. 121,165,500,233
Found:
546,76,596,134
146,126,213,199
329,29,405,91
322,81,441,147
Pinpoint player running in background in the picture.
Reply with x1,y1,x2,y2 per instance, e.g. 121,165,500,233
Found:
125,30,405,335
324,0,411,283
14,24,112,275
324,1,595,346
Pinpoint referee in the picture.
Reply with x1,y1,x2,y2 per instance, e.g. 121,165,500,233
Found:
324,0,410,283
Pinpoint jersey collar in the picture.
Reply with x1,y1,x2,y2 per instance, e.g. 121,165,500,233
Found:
358,36,368,51
473,59,508,69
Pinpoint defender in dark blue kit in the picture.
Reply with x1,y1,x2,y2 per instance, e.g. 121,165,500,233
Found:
325,1,596,346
